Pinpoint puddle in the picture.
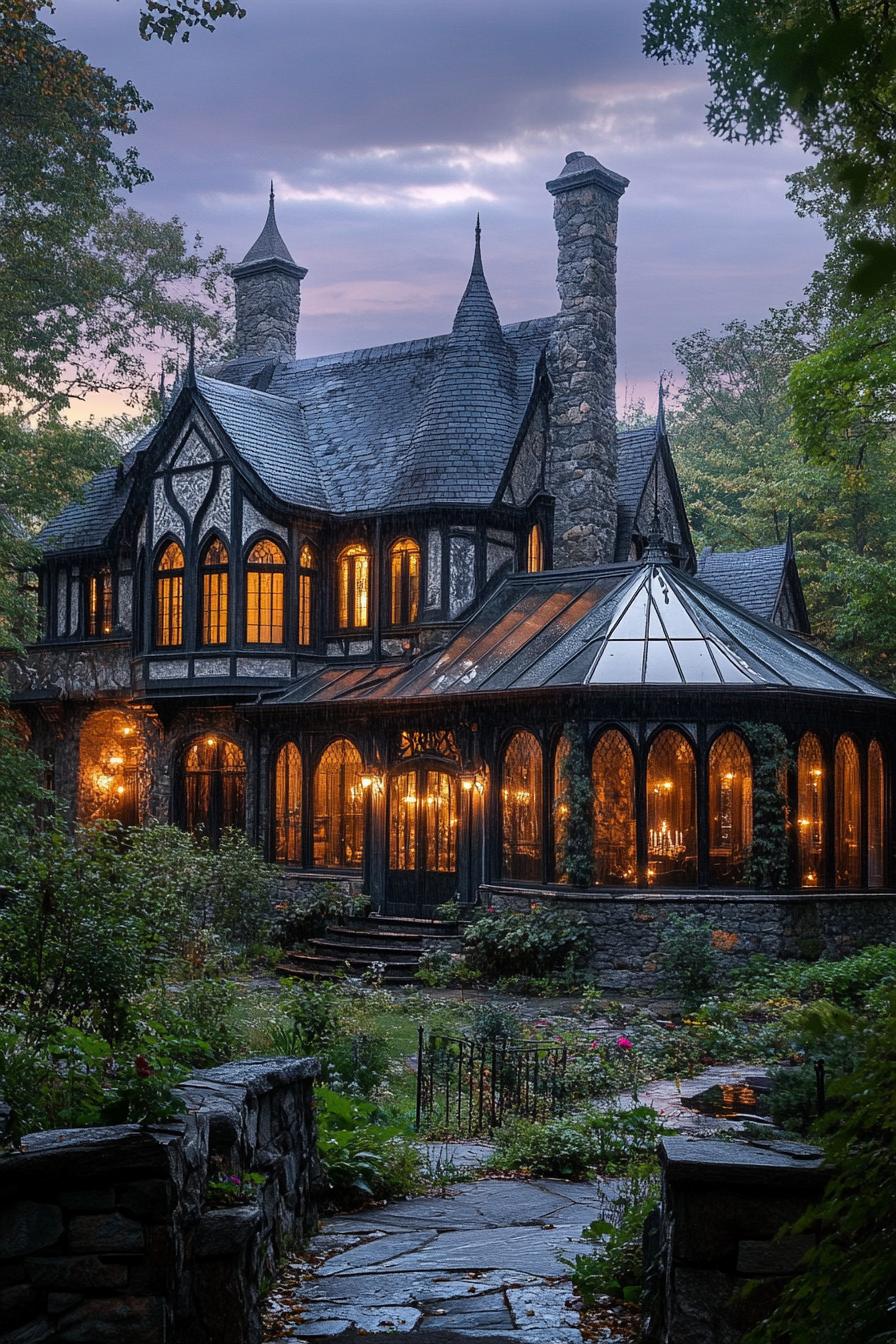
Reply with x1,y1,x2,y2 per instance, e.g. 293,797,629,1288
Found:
682,1082,770,1119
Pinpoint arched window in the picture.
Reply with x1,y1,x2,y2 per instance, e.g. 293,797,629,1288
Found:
868,740,885,890
273,742,302,864
298,543,317,647
313,738,363,868
78,709,144,826
646,729,696,887
553,735,571,881
593,729,636,886
797,732,825,888
337,543,370,629
389,537,420,625
527,524,544,573
155,542,184,648
182,735,245,846
200,537,229,646
246,539,286,644
835,734,861,888
708,731,753,886
501,730,543,881
86,566,113,637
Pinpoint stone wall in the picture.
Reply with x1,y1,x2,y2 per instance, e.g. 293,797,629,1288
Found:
645,1137,826,1344
482,885,896,990
233,263,303,360
0,1057,319,1344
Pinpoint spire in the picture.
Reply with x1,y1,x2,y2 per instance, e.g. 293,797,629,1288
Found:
472,213,482,275
450,215,503,344
655,376,667,440
238,180,300,267
158,366,167,414
185,326,196,389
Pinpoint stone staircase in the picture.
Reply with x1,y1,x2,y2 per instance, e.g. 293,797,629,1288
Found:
277,912,461,985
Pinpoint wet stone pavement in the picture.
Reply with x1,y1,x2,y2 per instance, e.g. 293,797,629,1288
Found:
264,1177,632,1343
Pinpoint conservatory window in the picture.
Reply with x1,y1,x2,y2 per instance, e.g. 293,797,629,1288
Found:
273,741,302,864
389,537,420,625
182,736,245,846
337,543,370,629
313,738,364,868
298,543,317,647
797,732,825,888
593,729,637,886
835,734,861,889
246,539,286,644
868,740,885,890
527,524,544,573
646,729,697,887
708,731,753,886
501,730,543,881
85,566,113,637
154,542,184,648
200,537,229,646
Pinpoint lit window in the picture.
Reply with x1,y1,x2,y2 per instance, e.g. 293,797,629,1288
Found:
313,738,364,868
337,543,370,629
182,736,245,846
553,735,571,881
708,731,753,886
835,734,860,888
389,537,420,625
797,732,825,888
78,709,143,827
298,543,317,647
274,742,302,863
527,524,544,573
593,729,637,886
246,539,286,644
154,542,184,648
501,730,543,881
86,566,113,637
868,740,885,890
646,729,696,887
200,537,229,646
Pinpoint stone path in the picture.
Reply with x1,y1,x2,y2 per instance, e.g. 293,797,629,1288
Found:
264,1178,633,1343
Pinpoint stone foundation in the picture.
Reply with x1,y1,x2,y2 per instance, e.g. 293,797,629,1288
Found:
0,1057,319,1344
481,885,896,989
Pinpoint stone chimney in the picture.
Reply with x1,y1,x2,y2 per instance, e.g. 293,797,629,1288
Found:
232,184,307,360
546,151,628,565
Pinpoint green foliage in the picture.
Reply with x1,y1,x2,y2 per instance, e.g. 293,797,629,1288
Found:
433,899,462,923
463,904,591,979
101,1052,187,1126
137,0,247,44
658,914,722,1007
555,723,594,887
314,1086,422,1207
741,723,791,890
271,882,366,946
734,944,896,1008
206,1170,266,1207
188,828,276,949
563,1162,661,1305
0,1019,109,1142
468,1002,522,1043
491,1106,667,1179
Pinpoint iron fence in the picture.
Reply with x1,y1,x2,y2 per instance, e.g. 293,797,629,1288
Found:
415,1028,568,1135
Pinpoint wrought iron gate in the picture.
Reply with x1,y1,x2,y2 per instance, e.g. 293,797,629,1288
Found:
415,1028,568,1135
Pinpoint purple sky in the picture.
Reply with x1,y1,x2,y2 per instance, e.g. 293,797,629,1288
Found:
56,0,824,412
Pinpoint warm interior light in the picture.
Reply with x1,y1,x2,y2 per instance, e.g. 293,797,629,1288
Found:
115,785,126,796
461,776,474,792
121,726,133,737
206,736,216,748
107,754,124,768
361,774,373,790
96,773,113,792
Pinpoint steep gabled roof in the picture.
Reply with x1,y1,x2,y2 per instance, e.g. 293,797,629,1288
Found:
36,467,129,555
697,533,808,630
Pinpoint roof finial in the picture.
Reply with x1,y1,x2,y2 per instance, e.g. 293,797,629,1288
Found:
158,366,166,414
270,178,275,206
471,212,483,277
185,325,196,389
655,375,667,439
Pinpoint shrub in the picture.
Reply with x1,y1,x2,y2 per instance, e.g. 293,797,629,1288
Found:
188,828,276,948
563,1162,661,1304
734,945,896,1008
469,1002,522,1043
492,1106,667,1178
271,881,364,946
463,904,591,979
658,914,722,1006
315,1087,422,1206
741,722,791,890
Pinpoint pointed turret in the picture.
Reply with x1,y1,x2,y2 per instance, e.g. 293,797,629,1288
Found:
655,376,667,441
232,182,307,360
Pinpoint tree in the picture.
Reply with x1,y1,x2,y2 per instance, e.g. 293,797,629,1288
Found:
137,0,246,43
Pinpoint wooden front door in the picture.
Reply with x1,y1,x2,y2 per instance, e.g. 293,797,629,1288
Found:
386,765,458,916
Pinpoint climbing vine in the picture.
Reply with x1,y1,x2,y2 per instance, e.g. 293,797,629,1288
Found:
556,723,594,887
741,722,792,890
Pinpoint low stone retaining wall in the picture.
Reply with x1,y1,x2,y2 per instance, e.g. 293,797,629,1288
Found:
481,885,896,989
645,1136,827,1344
0,1056,319,1344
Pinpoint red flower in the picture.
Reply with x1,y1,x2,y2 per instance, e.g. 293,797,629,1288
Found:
134,1055,153,1078
616,1035,633,1051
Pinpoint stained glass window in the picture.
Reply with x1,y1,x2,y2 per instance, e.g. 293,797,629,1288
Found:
183,735,245,846
708,731,753,886
246,539,286,645
593,729,636,886
313,738,363,868
298,543,317,647
389,538,420,625
553,735,571,881
273,742,302,864
200,537,229,646
797,732,825,888
646,729,697,887
155,542,184,648
338,543,370,629
501,731,543,881
389,769,418,871
527,524,544,573
868,739,885,890
425,770,457,873
86,567,113,637
835,734,861,888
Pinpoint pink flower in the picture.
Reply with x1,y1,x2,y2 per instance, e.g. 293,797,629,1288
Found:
134,1055,153,1079
589,1040,600,1051
616,1035,633,1050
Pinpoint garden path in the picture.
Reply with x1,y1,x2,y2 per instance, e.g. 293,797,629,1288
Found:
263,1176,634,1343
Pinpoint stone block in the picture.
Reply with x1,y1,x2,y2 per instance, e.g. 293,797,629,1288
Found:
0,1320,52,1344
26,1256,128,1291
117,1180,175,1219
46,1294,83,1315
57,1189,116,1213
193,1206,263,1259
0,1203,63,1260
0,1282,38,1327
736,1236,815,1276
56,1295,167,1343
67,1213,145,1255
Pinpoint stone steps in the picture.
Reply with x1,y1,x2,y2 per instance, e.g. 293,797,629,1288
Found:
277,912,461,984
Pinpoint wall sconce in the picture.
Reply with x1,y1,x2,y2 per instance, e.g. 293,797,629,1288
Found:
461,770,486,795
361,772,384,796
206,736,217,748
460,772,475,792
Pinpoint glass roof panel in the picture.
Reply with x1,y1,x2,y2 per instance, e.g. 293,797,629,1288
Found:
589,640,648,683
607,578,651,639
649,576,701,638
670,639,723,683
644,639,683,682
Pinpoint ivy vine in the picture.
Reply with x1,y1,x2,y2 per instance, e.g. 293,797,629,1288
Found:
556,722,594,887
741,721,792,890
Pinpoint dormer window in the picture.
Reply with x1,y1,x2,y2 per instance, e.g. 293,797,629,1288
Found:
86,566,113,637
246,539,286,644
389,537,420,625
154,542,184,648
200,537,229,645
298,542,317,646
337,542,370,629
527,524,544,573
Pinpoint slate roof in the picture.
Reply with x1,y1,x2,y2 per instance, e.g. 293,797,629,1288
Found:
36,467,128,555
263,559,890,706
234,187,302,271
615,425,657,561
697,542,789,622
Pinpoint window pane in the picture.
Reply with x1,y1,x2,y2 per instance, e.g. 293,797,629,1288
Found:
646,729,696,887
155,543,184,647
274,742,302,864
835,734,861,888
797,732,824,888
183,735,245,847
527,525,543,573
425,770,456,873
501,731,543,881
708,731,753,886
298,573,313,646
313,738,363,868
868,740,885,890
593,729,636,885
389,769,417,871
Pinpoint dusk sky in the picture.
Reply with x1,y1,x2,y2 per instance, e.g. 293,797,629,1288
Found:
57,0,825,411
